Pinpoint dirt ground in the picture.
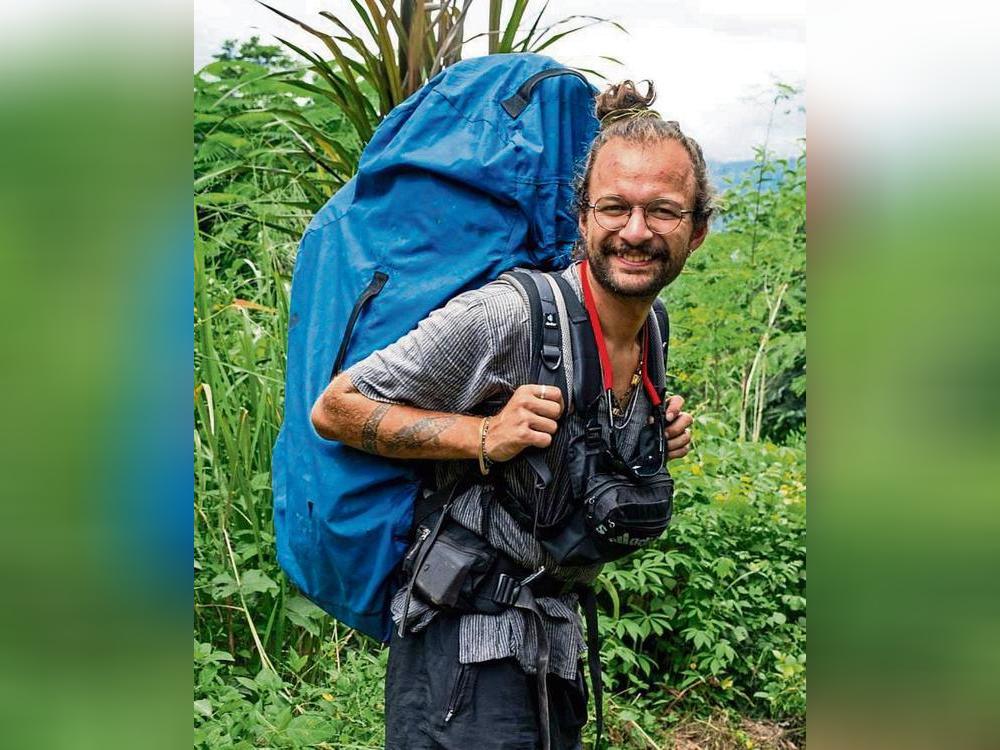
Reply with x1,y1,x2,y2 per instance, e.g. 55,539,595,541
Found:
669,715,803,750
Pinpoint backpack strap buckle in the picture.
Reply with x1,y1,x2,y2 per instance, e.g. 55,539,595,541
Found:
492,566,547,607
492,573,518,606
541,343,562,370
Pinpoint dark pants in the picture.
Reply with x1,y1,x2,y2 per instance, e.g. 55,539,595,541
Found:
384,614,588,750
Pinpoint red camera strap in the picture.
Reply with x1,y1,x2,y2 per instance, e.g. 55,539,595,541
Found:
579,259,661,407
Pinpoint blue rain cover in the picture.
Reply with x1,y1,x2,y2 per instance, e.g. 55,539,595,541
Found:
273,53,598,642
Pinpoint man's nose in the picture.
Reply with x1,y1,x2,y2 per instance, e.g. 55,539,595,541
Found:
618,206,654,244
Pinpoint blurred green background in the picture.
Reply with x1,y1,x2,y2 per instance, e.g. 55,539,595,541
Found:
0,1,998,749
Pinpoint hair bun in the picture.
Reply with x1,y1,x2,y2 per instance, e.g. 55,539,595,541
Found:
595,80,657,124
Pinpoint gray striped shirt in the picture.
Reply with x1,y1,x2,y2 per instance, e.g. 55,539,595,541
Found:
347,262,661,680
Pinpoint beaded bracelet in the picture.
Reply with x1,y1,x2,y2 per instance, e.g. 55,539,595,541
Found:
478,416,493,476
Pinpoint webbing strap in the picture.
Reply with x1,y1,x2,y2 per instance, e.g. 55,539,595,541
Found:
549,271,602,412
528,272,566,396
500,68,590,119
502,270,566,490
512,585,551,750
649,298,670,405
652,298,669,364
524,452,552,489
579,587,605,750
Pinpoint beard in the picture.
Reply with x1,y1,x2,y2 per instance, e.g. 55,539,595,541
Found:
586,236,678,299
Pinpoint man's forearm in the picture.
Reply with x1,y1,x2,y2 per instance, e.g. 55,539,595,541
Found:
312,375,481,460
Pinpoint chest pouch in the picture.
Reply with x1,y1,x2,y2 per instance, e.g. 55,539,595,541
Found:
538,406,674,566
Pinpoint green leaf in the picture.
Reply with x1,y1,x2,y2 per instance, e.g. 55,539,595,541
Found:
254,667,285,693
240,569,279,597
208,572,238,600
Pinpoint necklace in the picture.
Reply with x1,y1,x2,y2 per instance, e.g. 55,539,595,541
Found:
579,259,664,430
609,355,643,429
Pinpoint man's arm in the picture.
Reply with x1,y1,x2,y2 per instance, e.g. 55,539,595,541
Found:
312,373,479,460
312,374,564,462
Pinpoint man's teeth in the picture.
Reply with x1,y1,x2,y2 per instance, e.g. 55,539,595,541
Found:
618,251,652,262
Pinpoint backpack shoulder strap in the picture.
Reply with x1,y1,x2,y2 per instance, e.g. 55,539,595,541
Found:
652,298,669,367
501,270,568,406
648,297,670,399
500,270,569,489
549,272,602,412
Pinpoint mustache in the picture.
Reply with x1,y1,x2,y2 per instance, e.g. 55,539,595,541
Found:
598,238,668,260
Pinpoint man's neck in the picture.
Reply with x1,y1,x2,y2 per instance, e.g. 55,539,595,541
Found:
582,262,653,349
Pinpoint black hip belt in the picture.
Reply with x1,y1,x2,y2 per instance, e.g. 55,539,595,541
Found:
399,495,576,622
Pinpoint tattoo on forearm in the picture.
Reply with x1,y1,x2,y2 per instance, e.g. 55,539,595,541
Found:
360,404,391,454
384,416,458,452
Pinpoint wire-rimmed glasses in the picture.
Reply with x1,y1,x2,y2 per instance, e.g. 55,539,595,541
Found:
587,196,694,236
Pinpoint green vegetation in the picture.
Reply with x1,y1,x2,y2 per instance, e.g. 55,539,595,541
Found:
194,6,805,747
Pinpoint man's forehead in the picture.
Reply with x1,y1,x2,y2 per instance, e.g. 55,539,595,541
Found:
591,138,695,194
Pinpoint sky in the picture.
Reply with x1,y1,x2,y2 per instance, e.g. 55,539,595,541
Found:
194,0,806,163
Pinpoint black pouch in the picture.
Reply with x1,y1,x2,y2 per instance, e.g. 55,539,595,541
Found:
411,518,496,611
540,470,673,567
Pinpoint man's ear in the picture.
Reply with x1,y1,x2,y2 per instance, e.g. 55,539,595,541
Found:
578,209,588,238
687,221,709,255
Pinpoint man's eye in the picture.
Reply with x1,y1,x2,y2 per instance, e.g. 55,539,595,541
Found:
647,205,681,220
597,204,628,216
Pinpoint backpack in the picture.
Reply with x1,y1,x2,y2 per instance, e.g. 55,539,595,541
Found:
272,53,599,643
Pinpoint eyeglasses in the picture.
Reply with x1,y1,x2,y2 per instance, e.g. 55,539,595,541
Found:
587,196,694,236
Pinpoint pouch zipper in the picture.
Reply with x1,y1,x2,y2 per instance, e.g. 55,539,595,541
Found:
402,525,431,570
443,664,471,723
329,270,389,379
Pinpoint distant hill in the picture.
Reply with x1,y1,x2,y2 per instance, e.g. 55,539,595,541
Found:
708,159,793,192
708,160,757,190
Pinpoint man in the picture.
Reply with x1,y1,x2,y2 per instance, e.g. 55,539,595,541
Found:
311,80,707,750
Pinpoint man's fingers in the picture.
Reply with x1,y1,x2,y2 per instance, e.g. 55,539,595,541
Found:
664,411,693,439
666,428,691,453
665,393,685,421
517,384,563,418
528,430,553,449
526,397,563,420
666,445,691,460
528,415,559,435
533,383,563,405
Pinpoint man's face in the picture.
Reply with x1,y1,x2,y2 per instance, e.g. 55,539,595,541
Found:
579,137,707,299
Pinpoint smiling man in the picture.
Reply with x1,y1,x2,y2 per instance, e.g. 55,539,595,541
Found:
311,80,711,750
572,92,711,427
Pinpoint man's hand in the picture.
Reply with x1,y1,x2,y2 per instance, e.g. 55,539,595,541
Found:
485,384,564,462
664,394,694,461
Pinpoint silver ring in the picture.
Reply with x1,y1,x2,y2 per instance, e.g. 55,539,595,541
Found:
540,385,547,400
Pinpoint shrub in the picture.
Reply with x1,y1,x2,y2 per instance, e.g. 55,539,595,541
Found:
596,432,806,720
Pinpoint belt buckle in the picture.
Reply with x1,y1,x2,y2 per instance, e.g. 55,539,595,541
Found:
493,573,518,606
493,566,546,606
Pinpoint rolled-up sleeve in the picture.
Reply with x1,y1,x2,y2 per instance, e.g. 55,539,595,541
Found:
345,283,525,413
